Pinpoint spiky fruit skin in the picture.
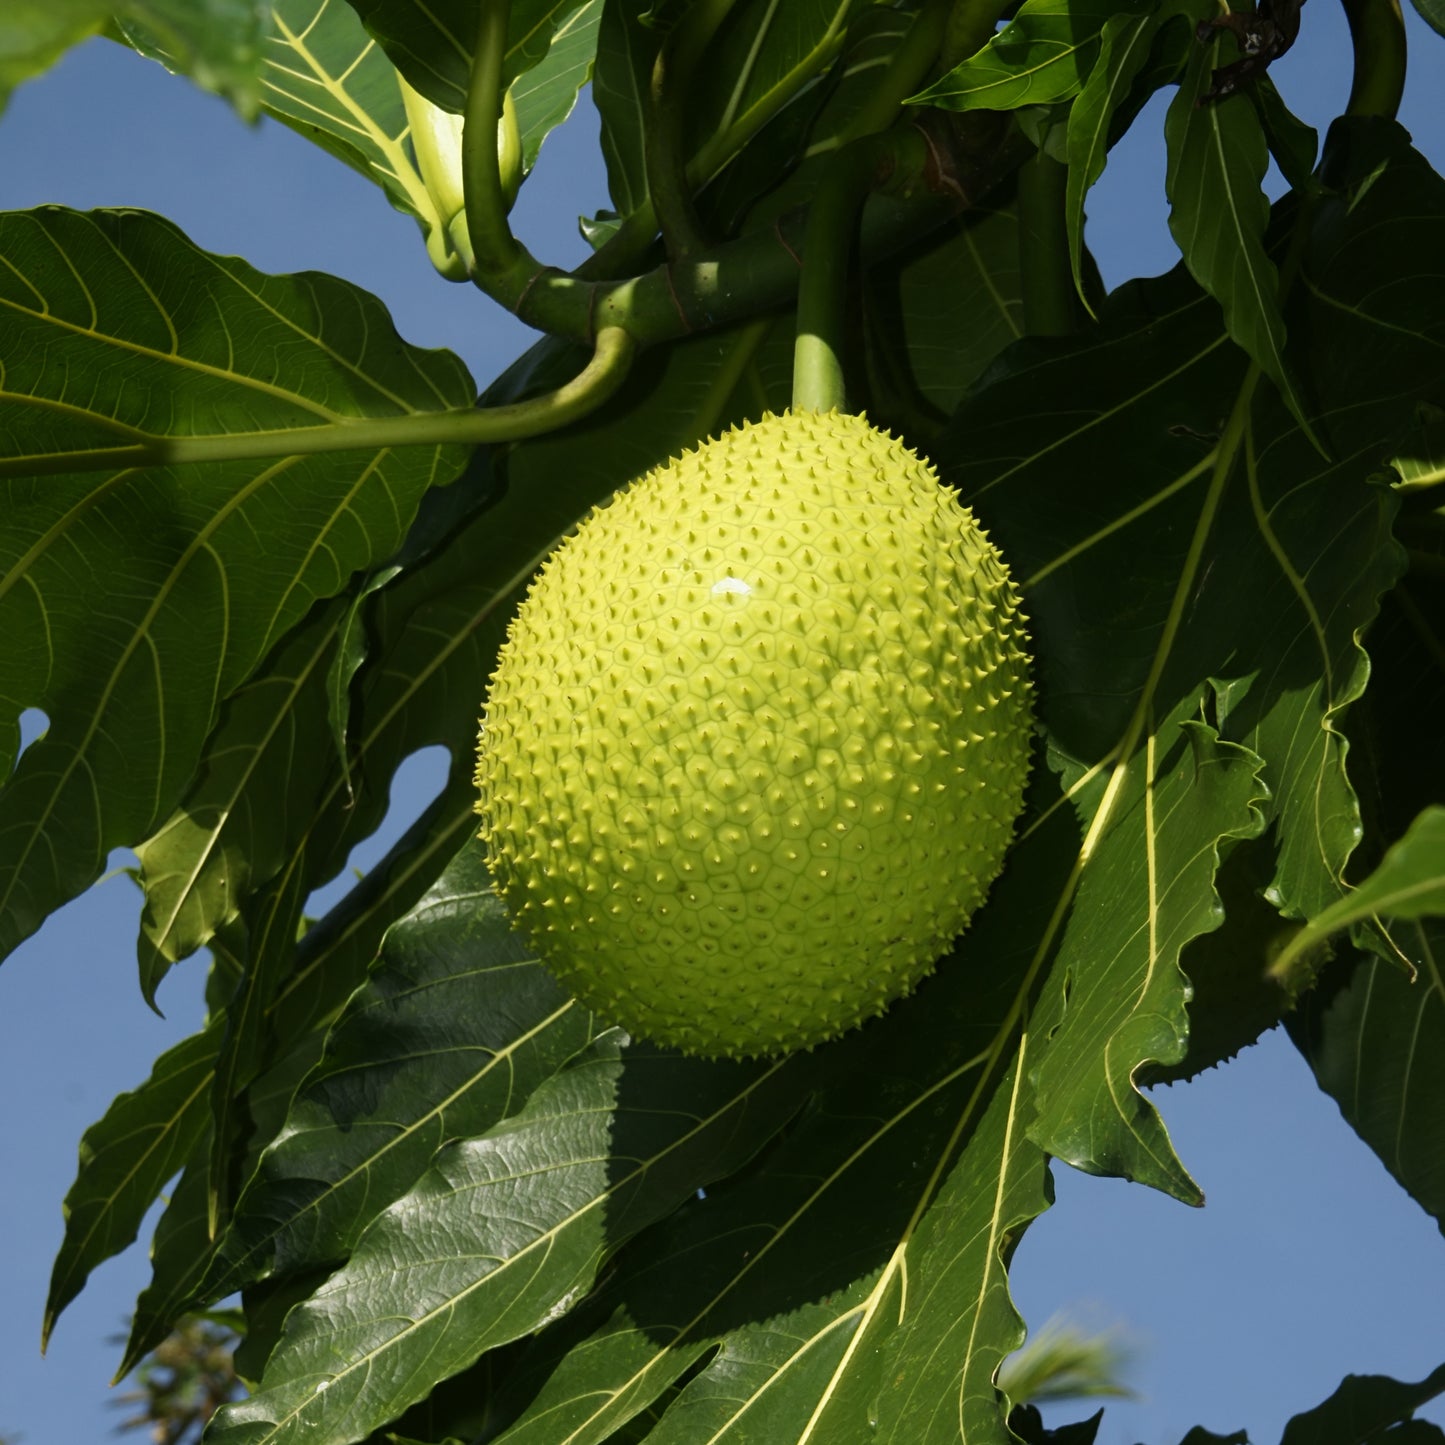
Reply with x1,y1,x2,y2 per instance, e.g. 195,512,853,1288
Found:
475,411,1031,1058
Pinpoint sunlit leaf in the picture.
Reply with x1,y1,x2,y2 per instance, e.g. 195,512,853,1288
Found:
206,1038,817,1445
195,844,601,1306
257,0,435,222
1270,807,1445,984
910,0,1131,112
1027,722,1264,1198
934,124,1444,1191
134,600,346,1002
0,207,472,970
474,854,1071,1445
511,0,602,174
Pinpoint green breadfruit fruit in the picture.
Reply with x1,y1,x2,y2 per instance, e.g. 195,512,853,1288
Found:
475,410,1033,1058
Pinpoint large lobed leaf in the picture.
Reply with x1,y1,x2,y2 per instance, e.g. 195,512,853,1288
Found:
0,206,473,971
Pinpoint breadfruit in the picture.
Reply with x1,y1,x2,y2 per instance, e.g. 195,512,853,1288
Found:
474,410,1032,1058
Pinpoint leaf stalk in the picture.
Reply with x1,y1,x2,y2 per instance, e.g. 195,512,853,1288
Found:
1018,147,1078,336
0,328,636,478
1341,0,1407,119
463,0,523,282
646,0,737,257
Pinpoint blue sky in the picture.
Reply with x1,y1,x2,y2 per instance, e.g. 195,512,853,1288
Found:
0,15,1442,1445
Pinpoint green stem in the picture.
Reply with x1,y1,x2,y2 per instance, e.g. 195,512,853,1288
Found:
837,0,951,141
1341,0,1407,119
463,0,522,280
0,328,635,479
1017,148,1076,337
793,131,916,413
579,3,852,281
436,108,1026,355
647,0,736,257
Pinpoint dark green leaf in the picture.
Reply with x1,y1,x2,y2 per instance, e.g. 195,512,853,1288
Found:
1279,1364,1445,1444
1164,41,1316,441
1008,1404,1104,1444
0,207,472,969
865,202,1027,430
346,0,594,114
326,567,400,800
205,1039,817,1445
1065,7,1162,308
196,842,601,1306
590,0,652,215
43,1017,224,1347
696,5,914,244
1270,807,1445,985
475,862,1071,1445
1139,832,1293,1085
1289,920,1445,1232
209,864,312,1233
1409,0,1445,37
910,0,1130,112
121,1142,218,1375
593,0,860,232
1178,1431,1248,1445
1251,75,1318,194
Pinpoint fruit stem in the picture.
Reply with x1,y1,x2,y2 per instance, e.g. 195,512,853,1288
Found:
1341,0,1407,119
463,0,524,283
793,131,908,413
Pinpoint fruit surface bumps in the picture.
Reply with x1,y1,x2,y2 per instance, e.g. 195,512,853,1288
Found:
475,410,1032,1058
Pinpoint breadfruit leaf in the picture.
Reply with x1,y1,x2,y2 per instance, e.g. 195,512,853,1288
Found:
0,208,473,976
